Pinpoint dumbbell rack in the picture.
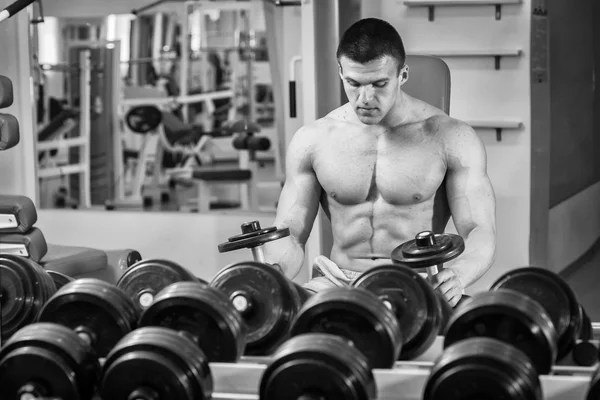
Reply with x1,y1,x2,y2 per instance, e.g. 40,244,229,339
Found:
202,324,600,400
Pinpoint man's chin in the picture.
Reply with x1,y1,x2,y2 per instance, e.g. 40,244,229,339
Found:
356,114,381,125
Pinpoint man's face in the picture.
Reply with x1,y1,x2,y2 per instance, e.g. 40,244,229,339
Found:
339,55,405,125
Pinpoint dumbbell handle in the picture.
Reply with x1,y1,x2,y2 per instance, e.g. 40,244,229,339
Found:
426,265,439,280
74,326,95,347
251,245,266,263
0,0,36,23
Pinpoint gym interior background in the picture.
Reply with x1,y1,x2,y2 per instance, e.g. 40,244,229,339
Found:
1,0,599,317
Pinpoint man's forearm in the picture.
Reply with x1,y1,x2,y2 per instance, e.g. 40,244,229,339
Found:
448,227,496,288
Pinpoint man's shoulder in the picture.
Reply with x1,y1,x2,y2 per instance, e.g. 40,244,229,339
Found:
424,114,478,144
288,118,329,152
424,114,485,163
294,105,352,139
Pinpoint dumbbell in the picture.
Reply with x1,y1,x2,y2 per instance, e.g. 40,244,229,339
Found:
217,221,309,301
218,220,289,265
116,258,208,313
289,286,403,369
210,261,310,355
259,333,376,400
35,278,139,357
137,281,246,362
444,289,558,375
216,221,312,355
0,323,101,400
351,263,446,360
99,327,213,400
489,266,598,366
575,304,597,366
391,230,470,306
260,287,400,399
424,337,541,400
47,270,75,290
0,254,57,343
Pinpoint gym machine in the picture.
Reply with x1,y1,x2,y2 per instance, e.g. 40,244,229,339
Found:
106,87,236,210
35,40,122,209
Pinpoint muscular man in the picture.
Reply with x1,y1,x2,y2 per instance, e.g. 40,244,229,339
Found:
264,18,496,307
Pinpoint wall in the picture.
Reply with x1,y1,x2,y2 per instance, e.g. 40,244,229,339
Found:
376,0,532,292
546,0,600,272
548,182,600,273
548,0,598,207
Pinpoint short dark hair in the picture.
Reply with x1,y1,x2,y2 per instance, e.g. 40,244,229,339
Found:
336,18,406,72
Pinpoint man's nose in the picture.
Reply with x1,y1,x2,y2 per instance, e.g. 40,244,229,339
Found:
358,85,375,103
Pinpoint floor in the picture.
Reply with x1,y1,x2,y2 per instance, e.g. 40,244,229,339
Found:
562,241,600,321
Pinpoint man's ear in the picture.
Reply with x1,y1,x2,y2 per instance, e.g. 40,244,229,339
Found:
400,65,409,85
338,63,343,80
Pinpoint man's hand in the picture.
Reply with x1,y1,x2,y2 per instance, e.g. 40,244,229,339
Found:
267,262,285,274
431,268,464,307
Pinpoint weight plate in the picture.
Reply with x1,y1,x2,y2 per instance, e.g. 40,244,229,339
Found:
351,264,442,360
125,105,162,133
580,305,592,341
36,278,139,357
139,281,245,362
116,258,200,312
489,266,582,361
0,322,100,400
100,327,213,400
36,262,57,307
0,255,57,342
210,261,302,355
436,291,453,335
391,231,465,269
424,337,542,400
444,289,558,374
290,287,402,369
228,226,278,242
218,226,290,252
47,270,74,290
259,333,376,400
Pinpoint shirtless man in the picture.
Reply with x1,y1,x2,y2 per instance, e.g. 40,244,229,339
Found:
264,18,496,307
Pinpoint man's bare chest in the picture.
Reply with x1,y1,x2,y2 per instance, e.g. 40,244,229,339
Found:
312,135,447,206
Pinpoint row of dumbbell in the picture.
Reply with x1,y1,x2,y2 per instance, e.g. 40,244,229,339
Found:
2,250,597,368
2,253,459,361
1,281,599,399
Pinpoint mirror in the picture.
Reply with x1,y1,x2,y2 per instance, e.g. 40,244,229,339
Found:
32,1,282,215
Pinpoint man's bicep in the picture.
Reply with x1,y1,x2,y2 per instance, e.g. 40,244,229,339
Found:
445,126,496,236
274,131,322,245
